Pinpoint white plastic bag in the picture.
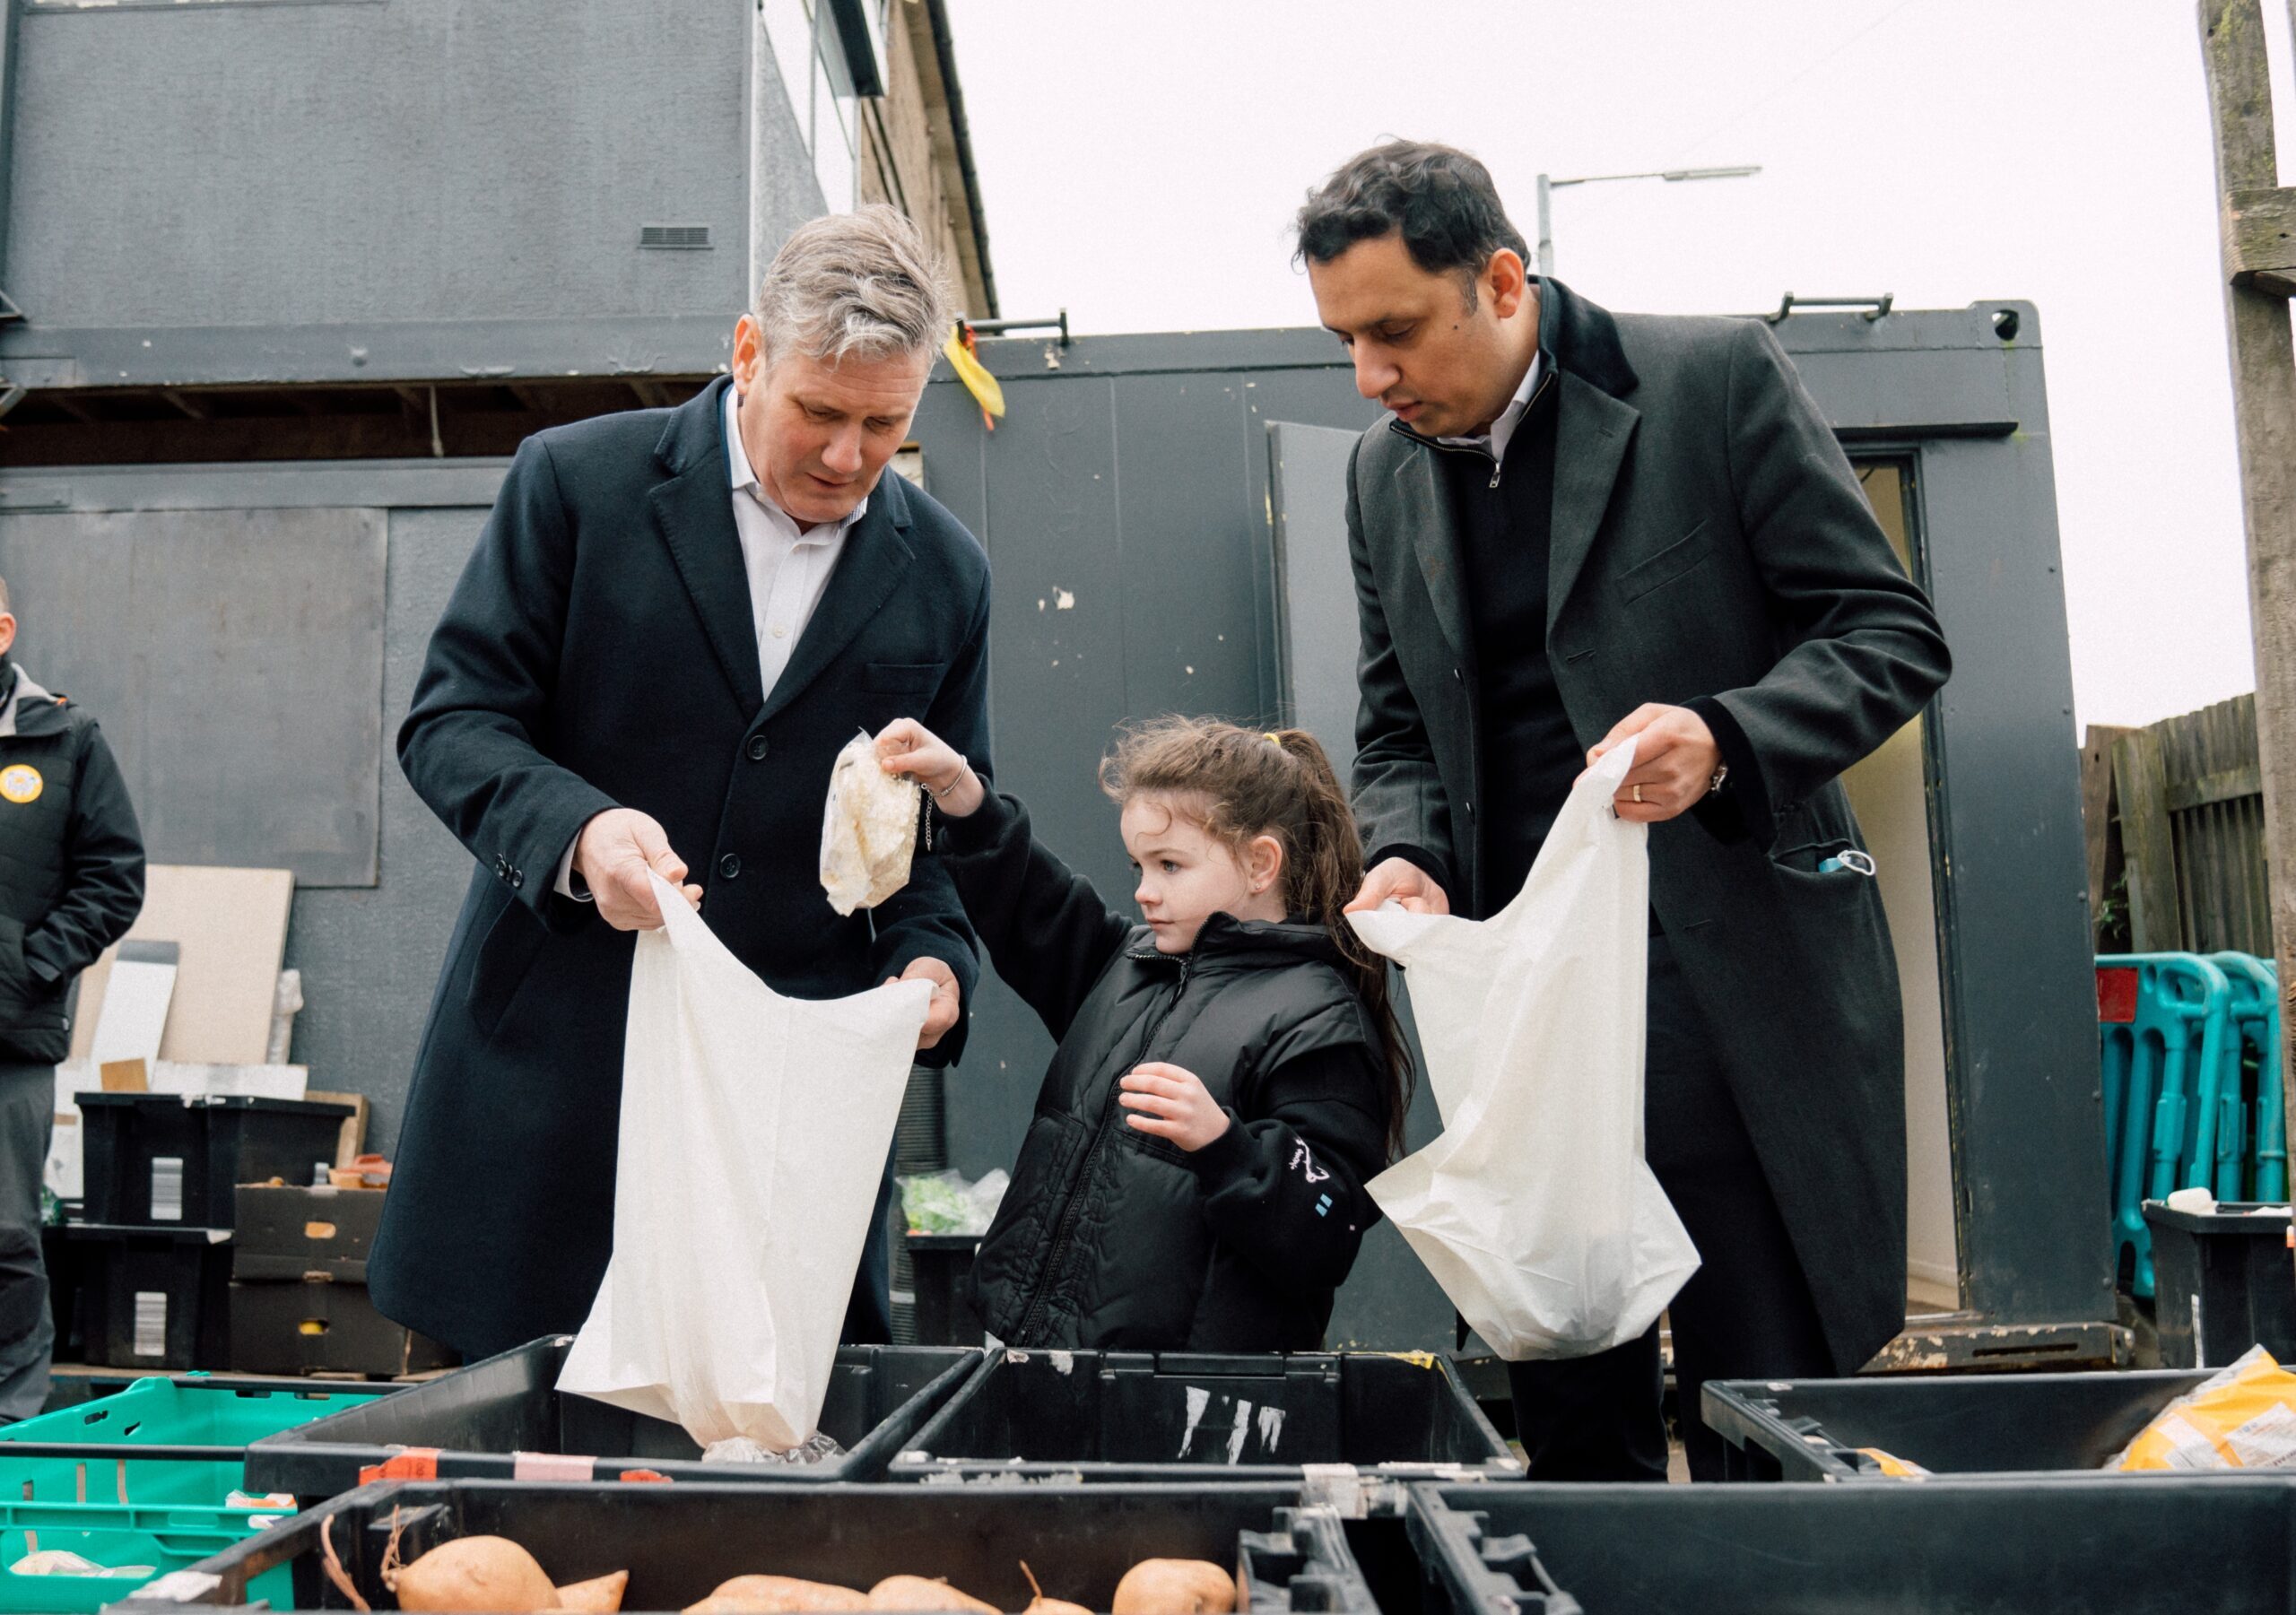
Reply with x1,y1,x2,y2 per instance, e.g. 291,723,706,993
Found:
821,729,923,916
1349,738,1700,1360
558,873,931,1450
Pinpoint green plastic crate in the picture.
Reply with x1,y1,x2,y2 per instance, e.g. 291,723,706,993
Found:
0,1497,293,1612
1,1375,386,1507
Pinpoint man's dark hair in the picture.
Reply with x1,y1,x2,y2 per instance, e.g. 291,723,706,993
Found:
1294,141,1530,308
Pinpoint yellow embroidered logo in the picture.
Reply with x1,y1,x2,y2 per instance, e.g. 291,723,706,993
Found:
0,765,42,804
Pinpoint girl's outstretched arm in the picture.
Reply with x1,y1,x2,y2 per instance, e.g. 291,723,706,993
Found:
878,720,1131,1042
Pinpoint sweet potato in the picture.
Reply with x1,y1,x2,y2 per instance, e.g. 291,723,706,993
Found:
865,1575,999,1613
557,1570,631,1612
390,1536,561,1612
687,1575,872,1613
1109,1560,1235,1615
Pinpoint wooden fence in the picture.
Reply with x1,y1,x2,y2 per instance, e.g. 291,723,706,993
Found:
2083,693,2272,957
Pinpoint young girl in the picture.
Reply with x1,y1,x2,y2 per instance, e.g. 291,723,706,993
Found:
878,715,1411,1352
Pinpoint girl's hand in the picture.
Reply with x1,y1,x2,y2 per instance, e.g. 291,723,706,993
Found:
1119,1064,1231,1152
876,717,986,818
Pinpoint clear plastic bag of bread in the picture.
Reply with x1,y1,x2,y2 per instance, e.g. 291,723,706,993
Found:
2110,1344,2296,1470
821,729,923,916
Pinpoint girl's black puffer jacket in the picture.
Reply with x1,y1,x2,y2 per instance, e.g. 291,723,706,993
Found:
938,788,1392,1351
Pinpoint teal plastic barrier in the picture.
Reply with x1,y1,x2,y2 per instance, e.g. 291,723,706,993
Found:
2209,952,2285,1202
2097,953,2233,1298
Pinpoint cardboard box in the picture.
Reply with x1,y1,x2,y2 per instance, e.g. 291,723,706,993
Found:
233,1182,383,1282
226,1279,454,1377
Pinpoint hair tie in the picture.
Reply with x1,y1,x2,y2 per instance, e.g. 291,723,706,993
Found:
1264,732,1283,747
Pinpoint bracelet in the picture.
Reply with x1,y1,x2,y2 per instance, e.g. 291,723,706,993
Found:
928,766,971,803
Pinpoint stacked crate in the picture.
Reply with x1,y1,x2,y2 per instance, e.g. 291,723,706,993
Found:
64,1094,352,1370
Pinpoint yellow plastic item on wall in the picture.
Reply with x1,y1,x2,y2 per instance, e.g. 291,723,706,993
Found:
2111,1345,2296,1471
942,327,1005,430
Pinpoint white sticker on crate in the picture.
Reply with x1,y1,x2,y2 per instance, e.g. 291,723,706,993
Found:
133,1290,168,1358
151,1156,184,1221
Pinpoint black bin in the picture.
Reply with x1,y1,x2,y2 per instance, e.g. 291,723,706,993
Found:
1701,1368,2214,1481
1408,1478,2296,1614
64,1221,233,1370
244,1336,983,1499
906,1232,982,1346
2144,1199,2296,1368
157,1479,1378,1613
889,1350,1518,1497
78,1094,354,1228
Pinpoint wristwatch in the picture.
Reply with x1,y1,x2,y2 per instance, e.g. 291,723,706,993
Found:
1706,765,1729,796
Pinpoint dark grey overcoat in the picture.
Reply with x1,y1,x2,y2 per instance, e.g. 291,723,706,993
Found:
1347,278,1952,1373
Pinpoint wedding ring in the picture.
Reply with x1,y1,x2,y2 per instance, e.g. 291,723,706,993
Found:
1631,784,1644,804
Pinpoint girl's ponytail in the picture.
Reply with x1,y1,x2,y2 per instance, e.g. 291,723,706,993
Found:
1265,729,1415,1159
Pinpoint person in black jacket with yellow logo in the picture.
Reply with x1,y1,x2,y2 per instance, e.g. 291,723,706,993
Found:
0,577,144,1420
880,715,1408,1350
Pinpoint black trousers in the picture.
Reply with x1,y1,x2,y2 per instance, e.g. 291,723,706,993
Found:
1506,932,1833,1481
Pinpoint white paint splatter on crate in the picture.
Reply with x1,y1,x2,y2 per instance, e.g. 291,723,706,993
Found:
1178,1385,1211,1458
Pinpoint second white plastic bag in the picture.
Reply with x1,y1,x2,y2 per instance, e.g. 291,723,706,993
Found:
1350,738,1700,1360
558,873,930,1449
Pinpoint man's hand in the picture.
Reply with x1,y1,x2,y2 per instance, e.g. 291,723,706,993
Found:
1118,1063,1231,1152
1586,703,1724,823
876,718,985,818
575,809,702,931
1344,855,1450,916
885,956,961,1051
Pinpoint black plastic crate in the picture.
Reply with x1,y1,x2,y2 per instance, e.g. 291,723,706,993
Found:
64,1222,234,1370
244,1336,982,1498
1702,1368,2215,1481
906,1232,982,1346
889,1350,1518,1498
79,1095,354,1229
1407,1477,2296,1615
124,1479,1378,1612
2144,1199,2296,1368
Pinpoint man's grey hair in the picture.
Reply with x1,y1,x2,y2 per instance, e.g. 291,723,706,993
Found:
753,204,955,367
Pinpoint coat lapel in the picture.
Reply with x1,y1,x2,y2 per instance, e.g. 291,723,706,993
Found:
1536,278,1642,631
648,378,767,716
1545,374,1639,631
760,473,917,722
1391,447,1476,672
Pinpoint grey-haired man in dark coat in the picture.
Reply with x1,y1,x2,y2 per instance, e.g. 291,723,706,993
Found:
1299,141,1951,1480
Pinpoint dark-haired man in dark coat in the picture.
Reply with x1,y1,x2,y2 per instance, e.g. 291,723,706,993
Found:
376,208,991,1362
1299,141,1951,1480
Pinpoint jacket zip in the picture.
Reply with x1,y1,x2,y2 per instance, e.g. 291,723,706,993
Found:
1398,364,1557,490
1011,951,1193,1345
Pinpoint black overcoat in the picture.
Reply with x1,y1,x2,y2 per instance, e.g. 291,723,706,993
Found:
1347,280,1952,1374
374,378,992,1358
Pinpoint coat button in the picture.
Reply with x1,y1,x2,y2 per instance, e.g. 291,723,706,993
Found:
746,735,770,762
718,853,742,881
510,869,524,890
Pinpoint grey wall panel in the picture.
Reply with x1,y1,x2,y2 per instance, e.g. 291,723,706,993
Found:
284,505,490,1155
13,0,755,331
0,507,387,886
1267,421,1366,772
1110,372,1260,726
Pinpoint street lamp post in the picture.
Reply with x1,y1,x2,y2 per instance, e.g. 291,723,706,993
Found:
1535,165,1762,278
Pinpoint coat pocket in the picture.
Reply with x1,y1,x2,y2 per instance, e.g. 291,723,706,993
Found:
464,890,546,1039
1618,519,1715,603
863,660,948,696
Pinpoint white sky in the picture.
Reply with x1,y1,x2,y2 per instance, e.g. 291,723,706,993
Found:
944,0,2288,733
